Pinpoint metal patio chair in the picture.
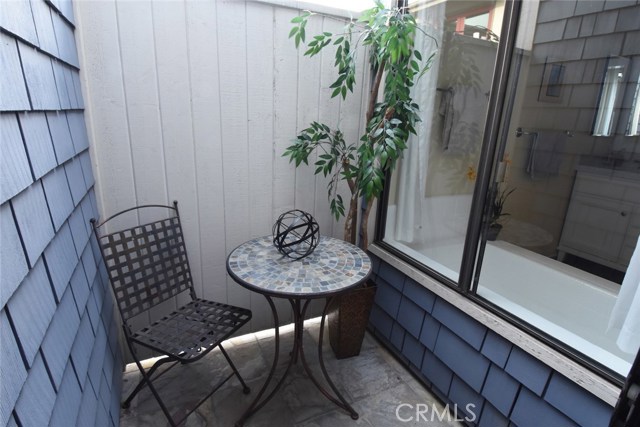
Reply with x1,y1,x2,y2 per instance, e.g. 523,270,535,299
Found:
91,201,252,426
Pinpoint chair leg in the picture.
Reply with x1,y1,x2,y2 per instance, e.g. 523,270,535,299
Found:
122,365,154,409
122,358,177,408
125,341,178,427
137,362,178,426
219,344,251,394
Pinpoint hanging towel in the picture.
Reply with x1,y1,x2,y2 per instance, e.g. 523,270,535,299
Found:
526,131,566,179
608,234,640,354
439,88,454,151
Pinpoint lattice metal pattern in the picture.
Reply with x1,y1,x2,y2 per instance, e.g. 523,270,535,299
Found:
130,299,252,361
98,217,193,320
93,204,253,425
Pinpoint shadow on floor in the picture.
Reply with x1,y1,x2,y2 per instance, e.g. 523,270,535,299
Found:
119,318,463,427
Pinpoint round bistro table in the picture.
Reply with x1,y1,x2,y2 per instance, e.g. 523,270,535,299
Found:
226,235,372,426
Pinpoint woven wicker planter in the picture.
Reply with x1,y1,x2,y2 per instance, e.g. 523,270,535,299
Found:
327,283,377,359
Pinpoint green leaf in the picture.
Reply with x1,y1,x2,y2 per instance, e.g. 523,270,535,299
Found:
380,151,388,166
331,86,341,98
414,50,422,61
385,137,396,151
329,75,345,89
366,181,374,197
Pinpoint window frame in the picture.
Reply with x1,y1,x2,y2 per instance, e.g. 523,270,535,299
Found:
373,0,626,386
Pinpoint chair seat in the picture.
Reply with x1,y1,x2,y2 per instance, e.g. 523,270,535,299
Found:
130,298,252,362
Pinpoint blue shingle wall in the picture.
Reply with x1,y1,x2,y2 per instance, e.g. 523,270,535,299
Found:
397,296,426,338
482,365,520,416
367,255,614,427
479,403,510,427
0,2,122,426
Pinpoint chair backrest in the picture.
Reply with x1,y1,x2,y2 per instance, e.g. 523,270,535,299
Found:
92,203,195,322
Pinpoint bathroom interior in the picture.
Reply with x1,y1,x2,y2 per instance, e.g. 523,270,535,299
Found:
384,0,640,379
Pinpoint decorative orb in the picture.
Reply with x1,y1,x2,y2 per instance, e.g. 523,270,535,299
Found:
272,210,320,260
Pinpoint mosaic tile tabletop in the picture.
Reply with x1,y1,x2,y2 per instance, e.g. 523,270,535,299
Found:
227,235,371,297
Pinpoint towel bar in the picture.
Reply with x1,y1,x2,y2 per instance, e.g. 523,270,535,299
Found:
515,127,573,138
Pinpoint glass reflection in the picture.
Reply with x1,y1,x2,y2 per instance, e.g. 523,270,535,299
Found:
592,57,629,137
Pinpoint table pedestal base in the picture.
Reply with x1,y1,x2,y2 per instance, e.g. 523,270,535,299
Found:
235,295,358,426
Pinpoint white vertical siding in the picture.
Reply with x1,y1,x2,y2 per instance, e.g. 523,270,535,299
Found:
217,0,253,316
75,0,137,224
110,0,172,338
75,0,370,333
245,3,277,327
185,0,229,309
315,17,345,237
152,0,200,319
294,14,322,216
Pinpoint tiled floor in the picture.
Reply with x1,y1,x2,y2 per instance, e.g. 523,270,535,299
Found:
119,318,463,427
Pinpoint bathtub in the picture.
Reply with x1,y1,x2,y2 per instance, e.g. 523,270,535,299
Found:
384,204,633,376
385,197,472,281
478,241,630,376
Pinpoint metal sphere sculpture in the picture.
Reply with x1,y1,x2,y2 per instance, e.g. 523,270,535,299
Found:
272,210,320,260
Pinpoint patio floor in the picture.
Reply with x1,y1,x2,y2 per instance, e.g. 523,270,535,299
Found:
119,318,462,427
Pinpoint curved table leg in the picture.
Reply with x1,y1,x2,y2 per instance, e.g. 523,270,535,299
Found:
290,298,302,364
235,295,295,427
237,295,358,425
298,297,359,420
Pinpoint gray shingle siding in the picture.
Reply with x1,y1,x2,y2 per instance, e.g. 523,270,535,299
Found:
0,2,122,426
368,255,613,427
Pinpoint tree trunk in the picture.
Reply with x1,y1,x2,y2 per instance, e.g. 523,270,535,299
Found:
360,197,375,249
367,60,386,123
343,194,359,245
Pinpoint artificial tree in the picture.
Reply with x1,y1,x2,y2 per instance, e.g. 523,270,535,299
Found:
285,0,436,249
285,1,436,358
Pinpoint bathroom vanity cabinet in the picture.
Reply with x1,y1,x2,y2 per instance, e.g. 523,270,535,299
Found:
558,167,640,272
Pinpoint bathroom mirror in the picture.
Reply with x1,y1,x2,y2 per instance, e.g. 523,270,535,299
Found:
592,56,629,137
626,79,640,136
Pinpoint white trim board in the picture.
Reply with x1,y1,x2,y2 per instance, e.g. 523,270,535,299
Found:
249,0,365,18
